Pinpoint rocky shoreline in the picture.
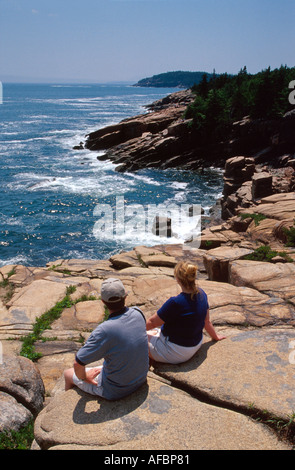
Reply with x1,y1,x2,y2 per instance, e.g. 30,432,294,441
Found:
82,89,199,172
0,165,295,449
1,89,295,450
77,88,295,175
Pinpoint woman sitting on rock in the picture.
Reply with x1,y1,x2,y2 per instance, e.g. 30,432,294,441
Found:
146,261,226,364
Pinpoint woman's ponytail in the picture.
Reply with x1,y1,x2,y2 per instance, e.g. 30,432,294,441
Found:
174,261,199,299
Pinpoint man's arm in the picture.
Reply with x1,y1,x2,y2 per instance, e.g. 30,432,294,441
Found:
74,361,101,384
74,360,87,380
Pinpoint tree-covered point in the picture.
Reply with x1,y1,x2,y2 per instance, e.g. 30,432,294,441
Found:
134,71,216,88
185,65,295,144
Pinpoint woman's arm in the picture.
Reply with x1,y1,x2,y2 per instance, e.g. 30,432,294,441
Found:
146,313,165,331
204,310,226,341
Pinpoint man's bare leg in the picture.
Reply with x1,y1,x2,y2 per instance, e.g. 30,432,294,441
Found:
64,367,75,391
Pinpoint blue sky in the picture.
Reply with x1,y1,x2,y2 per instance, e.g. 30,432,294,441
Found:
0,0,294,83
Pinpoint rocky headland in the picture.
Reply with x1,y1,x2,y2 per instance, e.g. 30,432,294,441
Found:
1,89,295,450
80,88,295,175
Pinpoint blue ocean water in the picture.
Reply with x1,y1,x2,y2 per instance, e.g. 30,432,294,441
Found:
0,83,223,268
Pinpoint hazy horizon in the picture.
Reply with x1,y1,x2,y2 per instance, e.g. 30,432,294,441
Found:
1,0,294,85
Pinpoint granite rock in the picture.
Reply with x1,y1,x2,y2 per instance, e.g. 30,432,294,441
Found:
33,374,290,450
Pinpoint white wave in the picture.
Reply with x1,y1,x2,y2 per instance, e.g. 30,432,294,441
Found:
58,120,120,149
31,97,104,106
17,171,132,197
30,115,51,119
93,202,201,247
1,131,19,136
2,136,53,144
0,216,25,227
50,85,92,88
124,172,161,186
170,181,188,190
0,254,29,268
47,129,74,135
173,191,187,202
89,157,114,171
206,166,225,175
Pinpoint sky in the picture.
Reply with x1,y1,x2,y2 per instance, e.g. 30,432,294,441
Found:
0,0,294,83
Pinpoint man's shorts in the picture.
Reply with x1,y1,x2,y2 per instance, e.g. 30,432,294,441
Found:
72,366,104,397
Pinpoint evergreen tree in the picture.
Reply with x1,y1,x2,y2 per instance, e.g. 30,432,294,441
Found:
186,65,295,143
198,74,209,99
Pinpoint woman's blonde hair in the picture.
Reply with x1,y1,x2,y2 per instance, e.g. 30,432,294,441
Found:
174,261,199,299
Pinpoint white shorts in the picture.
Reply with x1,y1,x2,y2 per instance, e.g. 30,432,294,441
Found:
72,366,104,397
148,329,202,364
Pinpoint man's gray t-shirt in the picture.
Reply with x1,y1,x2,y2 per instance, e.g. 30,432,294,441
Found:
75,306,149,400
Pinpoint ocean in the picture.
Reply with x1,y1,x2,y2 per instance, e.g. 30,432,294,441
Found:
0,83,223,268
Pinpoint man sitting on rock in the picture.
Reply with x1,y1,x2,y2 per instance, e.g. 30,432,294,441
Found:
64,278,149,400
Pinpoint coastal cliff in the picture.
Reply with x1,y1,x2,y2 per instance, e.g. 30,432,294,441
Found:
84,89,200,172
80,88,295,175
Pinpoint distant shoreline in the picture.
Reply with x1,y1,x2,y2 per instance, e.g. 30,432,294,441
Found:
133,71,215,89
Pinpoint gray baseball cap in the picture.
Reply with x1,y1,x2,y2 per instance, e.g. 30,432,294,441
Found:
101,278,126,303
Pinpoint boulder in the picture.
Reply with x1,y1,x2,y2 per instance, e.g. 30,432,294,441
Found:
109,250,142,270
200,228,228,249
246,218,284,244
228,215,252,232
220,158,293,220
200,279,294,327
0,392,33,433
245,216,294,245
235,181,253,207
240,192,295,221
203,246,254,282
229,259,295,306
1,279,67,337
0,355,44,432
140,254,177,268
222,156,255,198
224,156,249,176
252,172,273,199
200,226,242,249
